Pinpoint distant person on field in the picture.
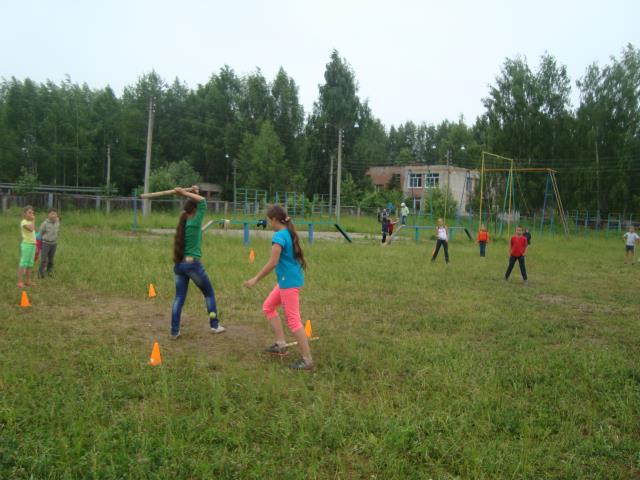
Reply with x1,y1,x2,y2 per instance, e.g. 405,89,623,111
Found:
244,205,313,371
431,218,449,263
523,226,532,245
380,208,390,244
477,224,489,257
170,186,225,339
623,225,639,264
38,208,60,278
400,202,410,225
505,225,528,284
17,205,37,289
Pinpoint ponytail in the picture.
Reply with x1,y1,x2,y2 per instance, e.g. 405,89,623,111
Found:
173,199,198,264
266,204,306,270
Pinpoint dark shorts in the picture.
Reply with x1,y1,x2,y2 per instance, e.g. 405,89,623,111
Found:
626,245,635,252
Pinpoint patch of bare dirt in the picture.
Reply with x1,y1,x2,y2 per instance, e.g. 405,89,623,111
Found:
50,290,276,362
537,294,570,305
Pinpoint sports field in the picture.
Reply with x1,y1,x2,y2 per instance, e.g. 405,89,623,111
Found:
1,212,638,479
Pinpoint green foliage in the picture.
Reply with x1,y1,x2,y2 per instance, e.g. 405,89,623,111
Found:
423,186,458,219
147,160,202,192
318,50,360,129
238,121,294,195
0,45,639,214
14,166,39,194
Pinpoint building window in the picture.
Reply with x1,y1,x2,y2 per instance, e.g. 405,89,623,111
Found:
425,173,439,188
409,173,423,188
374,184,384,192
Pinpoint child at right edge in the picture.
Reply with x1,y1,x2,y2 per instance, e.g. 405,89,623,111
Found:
505,225,528,285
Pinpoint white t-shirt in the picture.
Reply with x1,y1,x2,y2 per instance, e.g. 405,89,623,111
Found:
436,226,448,241
624,232,639,246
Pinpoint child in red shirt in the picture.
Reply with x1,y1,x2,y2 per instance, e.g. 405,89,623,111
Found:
477,224,489,257
505,225,528,284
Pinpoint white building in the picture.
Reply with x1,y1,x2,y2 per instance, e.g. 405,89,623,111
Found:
366,164,479,212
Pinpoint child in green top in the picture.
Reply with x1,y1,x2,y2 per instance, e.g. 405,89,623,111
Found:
17,205,37,288
170,186,225,339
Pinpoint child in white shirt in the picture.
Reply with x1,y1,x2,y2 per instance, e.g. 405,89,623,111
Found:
623,226,639,264
431,218,449,264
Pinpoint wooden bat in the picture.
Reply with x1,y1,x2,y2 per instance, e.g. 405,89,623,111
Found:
285,337,320,347
201,219,214,232
139,187,196,199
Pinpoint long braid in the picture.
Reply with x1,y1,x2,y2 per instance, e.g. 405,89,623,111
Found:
266,204,306,270
173,199,198,264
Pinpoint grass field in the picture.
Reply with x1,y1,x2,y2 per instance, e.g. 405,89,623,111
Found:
1,211,639,479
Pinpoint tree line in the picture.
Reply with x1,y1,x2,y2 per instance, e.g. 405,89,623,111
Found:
0,45,638,213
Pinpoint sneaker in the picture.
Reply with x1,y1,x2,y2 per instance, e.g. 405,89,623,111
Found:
523,280,529,286
210,325,226,334
264,343,289,355
288,359,314,371
170,331,181,340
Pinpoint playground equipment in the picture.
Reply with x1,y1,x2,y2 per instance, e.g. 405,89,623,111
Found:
478,152,569,236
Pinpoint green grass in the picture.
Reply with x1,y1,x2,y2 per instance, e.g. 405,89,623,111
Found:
0,212,639,479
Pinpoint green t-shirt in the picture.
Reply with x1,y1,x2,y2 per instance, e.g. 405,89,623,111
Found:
184,199,206,259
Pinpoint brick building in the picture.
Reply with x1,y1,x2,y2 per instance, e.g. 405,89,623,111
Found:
366,164,479,212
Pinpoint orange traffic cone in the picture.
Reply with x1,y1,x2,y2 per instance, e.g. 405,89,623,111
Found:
148,284,157,298
304,320,312,338
148,342,162,366
249,248,255,263
20,290,31,308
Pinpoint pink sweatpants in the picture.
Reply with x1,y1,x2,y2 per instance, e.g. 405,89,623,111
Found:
262,285,303,332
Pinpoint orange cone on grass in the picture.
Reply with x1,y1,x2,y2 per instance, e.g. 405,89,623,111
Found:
249,248,255,263
148,283,157,298
148,342,162,366
304,320,312,338
20,290,31,308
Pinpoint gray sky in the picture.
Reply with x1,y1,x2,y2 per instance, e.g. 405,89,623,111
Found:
1,0,638,127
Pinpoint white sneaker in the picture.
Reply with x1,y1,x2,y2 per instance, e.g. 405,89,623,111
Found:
211,325,226,334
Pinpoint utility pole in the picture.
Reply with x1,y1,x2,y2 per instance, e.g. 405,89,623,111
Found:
106,143,111,190
142,96,155,216
230,154,236,209
336,128,343,223
106,143,111,214
594,136,601,214
446,149,451,194
328,153,334,215
444,149,452,221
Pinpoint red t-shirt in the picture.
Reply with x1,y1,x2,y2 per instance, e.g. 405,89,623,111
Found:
510,235,528,257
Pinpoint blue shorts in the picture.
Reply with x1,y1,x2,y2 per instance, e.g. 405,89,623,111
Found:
626,245,635,253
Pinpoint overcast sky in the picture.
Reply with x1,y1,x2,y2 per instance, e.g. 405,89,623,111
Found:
1,0,638,127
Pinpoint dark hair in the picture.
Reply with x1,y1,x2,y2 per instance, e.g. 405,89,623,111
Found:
23,205,34,215
48,207,57,213
173,199,198,264
266,204,306,270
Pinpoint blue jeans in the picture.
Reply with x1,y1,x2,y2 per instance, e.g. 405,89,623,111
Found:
171,261,219,335
479,241,486,257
